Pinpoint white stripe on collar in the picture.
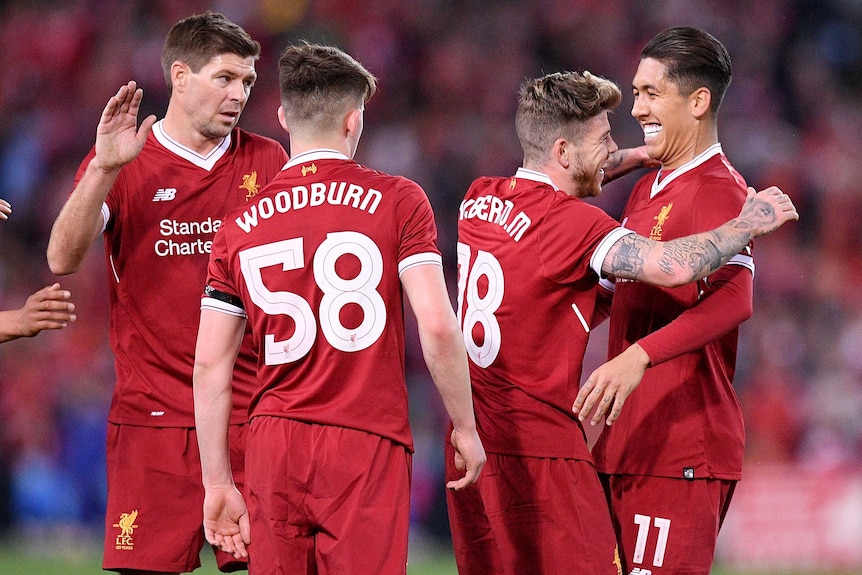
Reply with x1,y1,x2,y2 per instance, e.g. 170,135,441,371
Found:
285,149,350,169
152,120,231,171
650,143,723,198
514,167,559,191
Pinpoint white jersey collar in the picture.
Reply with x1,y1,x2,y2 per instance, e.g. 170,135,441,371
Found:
285,149,350,170
514,167,559,191
650,143,723,198
152,120,231,171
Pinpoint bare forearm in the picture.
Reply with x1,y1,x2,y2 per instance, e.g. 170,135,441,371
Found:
0,311,21,343
603,224,752,287
422,328,477,432
602,146,657,184
194,367,235,488
603,186,794,287
48,161,119,275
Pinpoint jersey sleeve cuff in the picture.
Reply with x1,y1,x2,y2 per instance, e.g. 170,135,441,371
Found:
201,286,246,317
399,252,442,276
590,227,634,277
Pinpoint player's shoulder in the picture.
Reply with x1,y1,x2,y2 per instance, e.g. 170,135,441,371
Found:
693,155,747,199
231,127,287,153
464,174,520,196
351,162,425,194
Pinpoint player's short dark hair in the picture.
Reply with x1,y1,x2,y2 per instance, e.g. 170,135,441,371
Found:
161,12,260,94
278,43,377,133
515,71,621,165
641,26,732,115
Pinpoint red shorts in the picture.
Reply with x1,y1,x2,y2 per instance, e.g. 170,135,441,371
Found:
600,474,737,575
245,417,412,575
103,423,248,573
446,442,620,575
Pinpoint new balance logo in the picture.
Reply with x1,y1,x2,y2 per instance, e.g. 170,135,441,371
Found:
153,188,177,202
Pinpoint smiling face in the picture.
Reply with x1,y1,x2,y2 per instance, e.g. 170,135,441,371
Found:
176,53,257,144
631,57,700,170
567,111,618,198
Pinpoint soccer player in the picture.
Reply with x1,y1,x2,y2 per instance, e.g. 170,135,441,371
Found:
447,69,797,574
0,198,76,342
574,27,767,574
192,43,485,575
46,13,287,574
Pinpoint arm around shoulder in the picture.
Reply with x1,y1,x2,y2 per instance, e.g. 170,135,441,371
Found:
601,185,798,287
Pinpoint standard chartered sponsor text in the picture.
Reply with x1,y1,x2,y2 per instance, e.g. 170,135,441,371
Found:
155,217,221,256
234,182,382,233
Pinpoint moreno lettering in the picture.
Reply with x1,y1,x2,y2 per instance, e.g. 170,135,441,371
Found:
235,182,382,233
459,195,531,242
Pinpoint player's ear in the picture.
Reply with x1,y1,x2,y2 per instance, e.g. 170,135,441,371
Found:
345,107,362,135
344,108,362,133
171,61,188,92
277,105,289,132
553,138,570,169
691,87,711,120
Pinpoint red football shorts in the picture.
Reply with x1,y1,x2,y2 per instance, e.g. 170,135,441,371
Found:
245,416,412,575
600,474,737,575
446,442,621,575
103,423,248,573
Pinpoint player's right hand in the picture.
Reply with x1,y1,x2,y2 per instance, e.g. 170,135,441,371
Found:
92,81,157,172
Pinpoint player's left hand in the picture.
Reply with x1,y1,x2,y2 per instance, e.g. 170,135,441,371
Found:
573,343,650,426
739,186,799,237
0,198,10,220
447,426,486,490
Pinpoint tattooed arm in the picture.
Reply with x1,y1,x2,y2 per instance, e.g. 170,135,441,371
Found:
601,185,798,287
574,185,797,425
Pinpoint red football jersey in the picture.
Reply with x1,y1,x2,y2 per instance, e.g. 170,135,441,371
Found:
592,144,752,480
75,121,288,427
456,168,629,459
203,149,442,451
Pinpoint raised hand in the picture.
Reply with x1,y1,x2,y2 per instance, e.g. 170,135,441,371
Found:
92,81,157,172
0,198,10,221
737,186,799,237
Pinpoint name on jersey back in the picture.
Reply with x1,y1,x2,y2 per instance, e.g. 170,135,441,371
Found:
459,194,531,242
234,182,382,233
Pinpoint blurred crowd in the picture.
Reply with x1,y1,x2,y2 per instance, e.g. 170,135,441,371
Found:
0,0,860,551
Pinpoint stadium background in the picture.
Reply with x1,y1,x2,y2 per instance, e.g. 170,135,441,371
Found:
0,0,860,572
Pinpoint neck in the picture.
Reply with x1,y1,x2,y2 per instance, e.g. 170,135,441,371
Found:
289,135,352,159
526,161,577,197
161,110,225,156
664,120,719,170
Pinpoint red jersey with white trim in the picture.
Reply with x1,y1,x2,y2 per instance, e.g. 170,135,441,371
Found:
203,150,442,451
73,121,288,427
592,145,752,480
456,169,629,459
